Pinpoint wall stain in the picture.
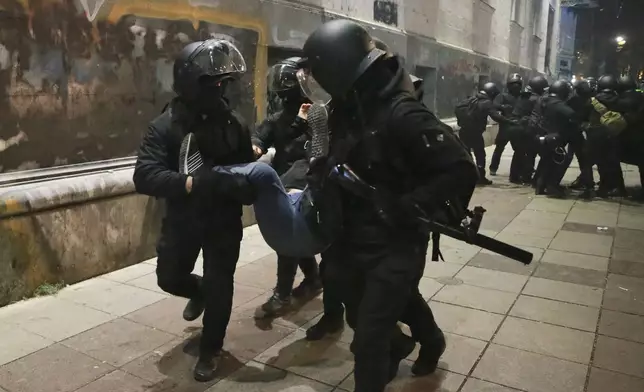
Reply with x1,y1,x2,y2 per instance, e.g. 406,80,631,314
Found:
0,0,267,173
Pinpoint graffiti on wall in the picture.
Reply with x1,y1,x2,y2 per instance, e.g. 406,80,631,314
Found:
0,0,266,174
373,0,397,27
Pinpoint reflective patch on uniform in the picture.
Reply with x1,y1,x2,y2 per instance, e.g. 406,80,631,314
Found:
437,134,444,142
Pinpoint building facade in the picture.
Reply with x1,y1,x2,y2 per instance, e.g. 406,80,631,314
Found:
0,0,560,174
557,5,578,80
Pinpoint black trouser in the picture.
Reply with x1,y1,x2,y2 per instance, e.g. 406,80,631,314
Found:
318,256,346,319
489,127,510,173
536,135,566,190
275,255,319,298
556,130,593,188
588,127,625,191
460,130,487,175
507,126,531,182
325,235,438,392
156,217,242,356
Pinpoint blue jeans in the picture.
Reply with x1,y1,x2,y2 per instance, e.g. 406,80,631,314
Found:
213,162,328,257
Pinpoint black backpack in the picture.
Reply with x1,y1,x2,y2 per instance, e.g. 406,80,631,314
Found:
455,96,480,128
526,96,548,136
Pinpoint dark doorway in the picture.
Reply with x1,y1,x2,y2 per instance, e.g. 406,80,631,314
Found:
415,65,437,112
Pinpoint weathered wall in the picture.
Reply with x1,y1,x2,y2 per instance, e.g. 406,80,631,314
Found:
0,0,557,173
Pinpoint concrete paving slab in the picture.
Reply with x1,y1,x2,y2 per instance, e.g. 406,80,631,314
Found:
472,344,588,392
523,277,604,307
593,335,644,378
454,266,529,293
56,278,167,316
429,301,504,341
0,296,115,342
74,370,151,392
433,284,518,314
338,364,465,392
603,274,644,316
467,251,539,276
509,295,600,332
253,329,353,386
0,323,53,366
566,207,619,227
0,344,113,392
549,231,614,257
101,263,157,283
206,361,334,391
599,309,644,344
609,258,644,278
461,378,522,391
493,316,595,363
61,318,175,367
586,367,644,392
533,262,607,288
541,249,609,271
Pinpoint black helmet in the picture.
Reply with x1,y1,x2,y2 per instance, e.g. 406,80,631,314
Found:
507,73,523,86
549,80,572,100
573,80,593,98
173,39,246,100
302,19,386,98
481,82,500,99
618,75,637,92
267,57,303,95
528,75,549,95
597,75,618,92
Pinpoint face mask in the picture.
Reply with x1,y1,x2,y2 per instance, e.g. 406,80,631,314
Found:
195,78,230,113
508,84,522,95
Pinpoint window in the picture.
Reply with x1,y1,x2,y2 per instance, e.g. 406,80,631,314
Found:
532,0,543,36
511,0,522,23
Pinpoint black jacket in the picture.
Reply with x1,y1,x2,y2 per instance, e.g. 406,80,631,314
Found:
542,95,578,137
494,92,519,130
252,108,309,177
567,95,593,124
329,56,478,244
464,93,514,133
133,98,254,229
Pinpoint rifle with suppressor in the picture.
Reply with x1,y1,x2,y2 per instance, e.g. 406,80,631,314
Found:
330,164,533,265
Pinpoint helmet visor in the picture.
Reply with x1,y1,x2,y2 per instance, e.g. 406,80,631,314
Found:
296,68,332,105
189,39,247,78
267,63,299,93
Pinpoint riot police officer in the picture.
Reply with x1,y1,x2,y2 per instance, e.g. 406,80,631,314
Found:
300,20,478,392
133,39,256,381
458,82,515,185
535,80,577,197
616,75,644,194
252,58,325,318
521,75,550,185
591,75,627,197
490,73,523,177
565,80,595,196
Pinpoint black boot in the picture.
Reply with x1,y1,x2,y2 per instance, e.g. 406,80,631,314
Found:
388,331,416,382
193,351,221,382
411,330,446,376
477,167,493,186
254,292,290,319
292,278,323,299
183,297,205,322
305,314,344,341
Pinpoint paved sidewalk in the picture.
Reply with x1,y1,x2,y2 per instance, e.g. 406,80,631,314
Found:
1,147,644,392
